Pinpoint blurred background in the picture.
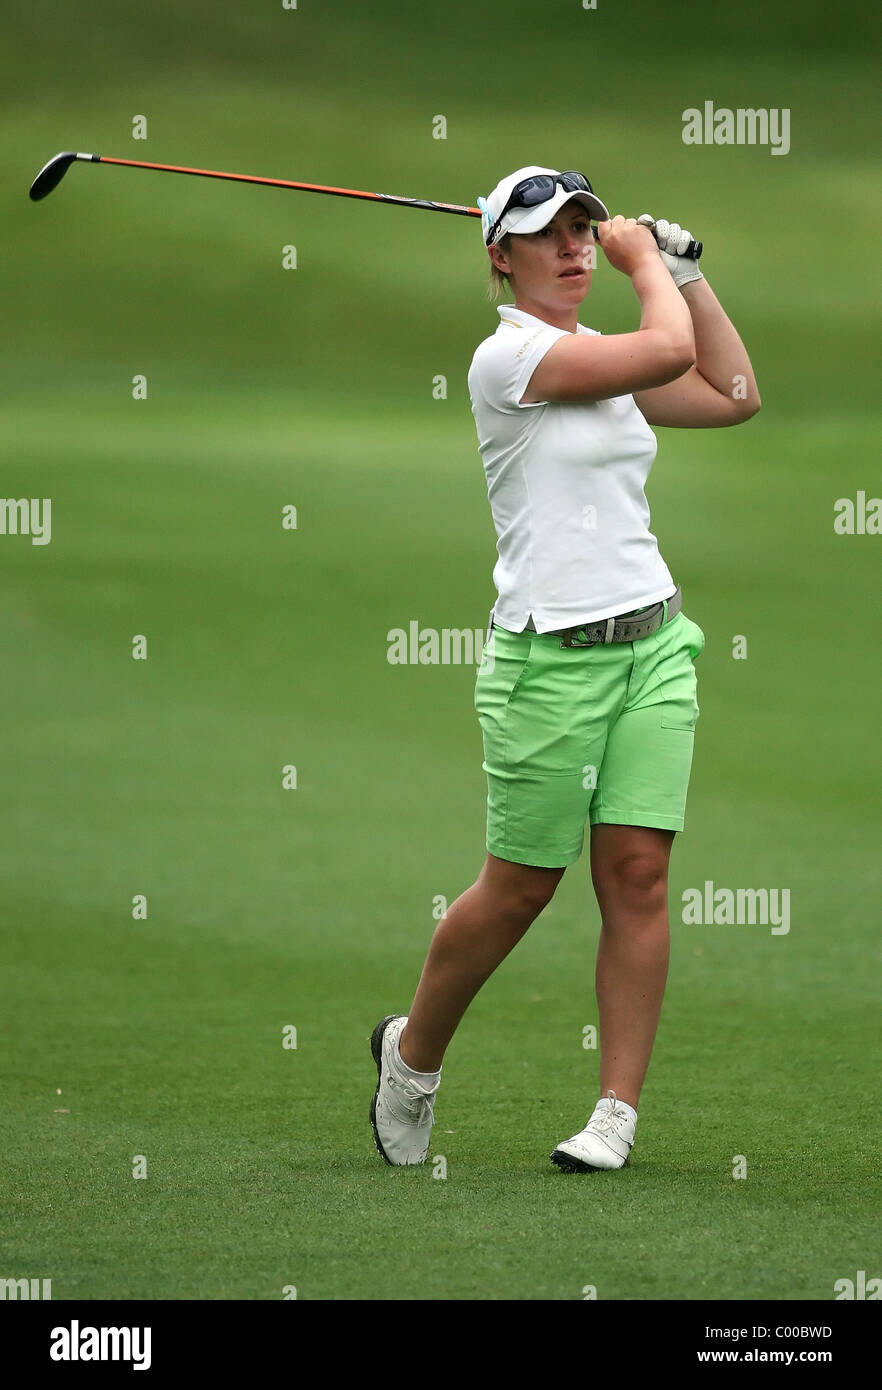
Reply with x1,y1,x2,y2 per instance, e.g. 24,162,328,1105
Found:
1,0,879,1300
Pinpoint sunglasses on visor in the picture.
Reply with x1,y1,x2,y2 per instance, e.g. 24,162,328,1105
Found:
484,171,595,246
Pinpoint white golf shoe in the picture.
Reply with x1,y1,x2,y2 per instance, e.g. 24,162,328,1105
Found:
550,1091,637,1172
369,1015,441,1166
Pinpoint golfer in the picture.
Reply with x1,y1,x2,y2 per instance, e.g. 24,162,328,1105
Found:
370,165,760,1171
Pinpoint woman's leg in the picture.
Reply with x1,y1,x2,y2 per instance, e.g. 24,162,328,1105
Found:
589,823,676,1110
398,852,567,1073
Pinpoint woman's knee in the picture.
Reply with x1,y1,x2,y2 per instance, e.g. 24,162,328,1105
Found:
591,826,674,914
479,853,566,923
596,850,669,914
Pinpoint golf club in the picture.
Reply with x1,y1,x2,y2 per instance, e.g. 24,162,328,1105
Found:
28,151,703,259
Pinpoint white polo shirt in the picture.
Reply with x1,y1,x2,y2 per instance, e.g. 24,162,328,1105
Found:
467,305,675,633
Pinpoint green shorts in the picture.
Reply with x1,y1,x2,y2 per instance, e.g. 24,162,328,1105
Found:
474,606,706,867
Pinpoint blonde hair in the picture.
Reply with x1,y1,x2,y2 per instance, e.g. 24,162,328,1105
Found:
486,233,513,302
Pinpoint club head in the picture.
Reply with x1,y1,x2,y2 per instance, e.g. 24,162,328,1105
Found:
29,152,79,202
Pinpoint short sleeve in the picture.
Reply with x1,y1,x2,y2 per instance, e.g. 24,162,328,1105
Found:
473,321,571,413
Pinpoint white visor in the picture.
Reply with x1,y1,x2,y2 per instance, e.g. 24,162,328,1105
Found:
481,166,610,246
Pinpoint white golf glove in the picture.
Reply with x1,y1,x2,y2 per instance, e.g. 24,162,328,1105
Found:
637,214,704,289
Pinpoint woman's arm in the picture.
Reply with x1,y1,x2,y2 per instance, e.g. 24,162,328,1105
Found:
521,219,696,405
633,277,761,427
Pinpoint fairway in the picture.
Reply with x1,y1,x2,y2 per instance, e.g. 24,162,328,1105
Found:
1,394,878,1300
2,0,879,1307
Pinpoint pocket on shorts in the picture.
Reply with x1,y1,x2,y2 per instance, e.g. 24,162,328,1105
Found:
660,709,698,731
679,613,706,660
659,616,701,730
474,630,532,716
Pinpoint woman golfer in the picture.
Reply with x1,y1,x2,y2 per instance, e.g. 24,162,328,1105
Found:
370,165,760,1171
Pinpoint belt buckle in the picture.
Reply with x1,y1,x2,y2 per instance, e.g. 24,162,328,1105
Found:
560,625,597,649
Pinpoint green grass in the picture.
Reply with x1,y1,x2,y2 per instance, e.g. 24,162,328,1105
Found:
2,0,879,1301
1,393,878,1299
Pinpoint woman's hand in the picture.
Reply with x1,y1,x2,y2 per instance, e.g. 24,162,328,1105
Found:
637,214,704,289
595,216,660,277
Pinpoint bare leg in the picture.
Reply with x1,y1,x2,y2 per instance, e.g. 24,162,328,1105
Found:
398,852,567,1073
590,824,675,1111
